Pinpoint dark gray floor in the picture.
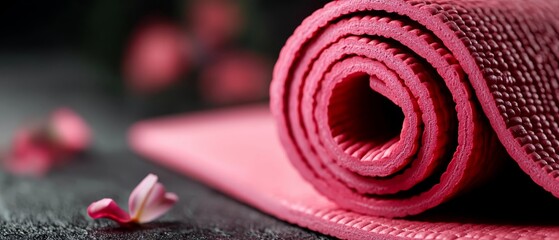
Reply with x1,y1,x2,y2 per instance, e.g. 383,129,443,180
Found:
0,151,331,239
0,53,331,239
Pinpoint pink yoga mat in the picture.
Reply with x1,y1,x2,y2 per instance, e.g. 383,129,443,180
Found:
130,0,559,238
271,0,559,217
130,105,559,239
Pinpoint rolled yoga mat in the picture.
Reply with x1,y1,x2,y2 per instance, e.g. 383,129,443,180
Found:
271,0,559,217
130,0,559,238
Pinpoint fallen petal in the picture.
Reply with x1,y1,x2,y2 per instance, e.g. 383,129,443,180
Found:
87,198,131,224
3,108,90,177
134,183,178,223
4,127,56,177
88,174,176,225
4,149,51,177
12,128,36,157
50,108,91,152
128,173,158,218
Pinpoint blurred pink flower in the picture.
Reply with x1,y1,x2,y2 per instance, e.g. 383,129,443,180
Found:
188,0,243,51
88,174,178,224
124,20,191,94
3,108,91,176
199,51,271,104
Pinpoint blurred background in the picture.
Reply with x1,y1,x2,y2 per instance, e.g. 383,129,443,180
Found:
0,2,340,237
0,0,329,154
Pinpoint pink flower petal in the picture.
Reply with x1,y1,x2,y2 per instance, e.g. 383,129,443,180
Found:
3,108,91,177
87,198,131,224
88,174,177,224
134,183,178,223
12,128,35,157
4,149,51,177
4,128,56,177
50,108,91,152
128,173,158,219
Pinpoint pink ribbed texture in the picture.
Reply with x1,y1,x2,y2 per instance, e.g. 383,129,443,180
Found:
271,0,559,217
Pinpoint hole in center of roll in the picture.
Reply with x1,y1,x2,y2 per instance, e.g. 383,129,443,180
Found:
327,73,404,161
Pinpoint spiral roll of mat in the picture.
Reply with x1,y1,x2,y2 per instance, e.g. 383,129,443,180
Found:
271,0,559,217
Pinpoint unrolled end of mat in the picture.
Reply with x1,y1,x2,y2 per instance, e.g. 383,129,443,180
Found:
129,105,559,240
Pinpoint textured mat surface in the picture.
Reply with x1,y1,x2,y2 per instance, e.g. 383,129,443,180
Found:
131,0,559,238
129,106,559,240
271,0,559,217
